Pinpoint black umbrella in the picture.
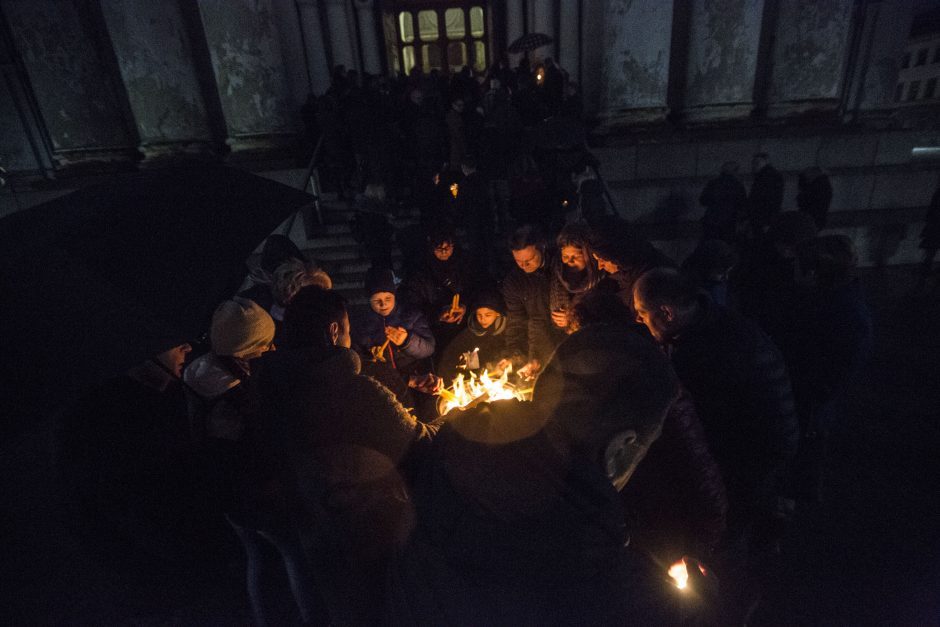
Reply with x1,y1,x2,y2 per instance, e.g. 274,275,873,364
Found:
0,162,314,408
507,32,554,54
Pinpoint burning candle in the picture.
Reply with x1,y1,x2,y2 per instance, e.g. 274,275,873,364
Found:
668,559,689,590
450,182,459,198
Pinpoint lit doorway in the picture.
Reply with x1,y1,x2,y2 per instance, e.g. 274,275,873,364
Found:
380,2,493,75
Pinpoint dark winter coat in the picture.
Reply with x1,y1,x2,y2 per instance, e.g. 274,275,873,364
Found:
438,312,508,380
748,164,785,231
400,252,477,331
621,387,728,561
666,296,799,528
253,344,440,623
797,172,833,229
768,279,873,431
700,172,747,242
386,401,680,625
501,256,565,363
351,302,436,374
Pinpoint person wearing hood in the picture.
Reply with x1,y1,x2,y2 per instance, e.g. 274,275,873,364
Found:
253,286,440,624
184,297,275,442
352,267,436,378
548,223,602,331
386,325,686,625
438,289,509,381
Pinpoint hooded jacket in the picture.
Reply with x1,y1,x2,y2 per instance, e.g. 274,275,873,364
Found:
351,303,435,373
438,310,508,380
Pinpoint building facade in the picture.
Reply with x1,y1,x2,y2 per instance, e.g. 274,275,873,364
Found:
0,0,935,175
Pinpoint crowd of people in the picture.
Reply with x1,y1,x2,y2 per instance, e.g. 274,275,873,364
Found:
56,60,881,625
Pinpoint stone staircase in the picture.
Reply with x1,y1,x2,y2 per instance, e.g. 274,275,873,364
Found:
259,190,420,305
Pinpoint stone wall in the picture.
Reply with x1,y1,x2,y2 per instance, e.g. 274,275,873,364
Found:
594,128,940,267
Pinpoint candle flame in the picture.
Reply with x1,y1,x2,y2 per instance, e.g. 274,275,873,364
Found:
668,559,689,590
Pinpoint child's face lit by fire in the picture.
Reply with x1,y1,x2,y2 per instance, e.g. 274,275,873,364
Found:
370,292,396,317
475,307,499,329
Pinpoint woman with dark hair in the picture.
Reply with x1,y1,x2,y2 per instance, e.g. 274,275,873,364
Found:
549,223,602,330
586,217,674,310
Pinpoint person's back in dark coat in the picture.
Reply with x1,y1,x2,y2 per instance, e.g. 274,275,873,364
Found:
667,298,796,529
700,163,748,243
634,271,798,537
748,154,785,235
796,167,833,229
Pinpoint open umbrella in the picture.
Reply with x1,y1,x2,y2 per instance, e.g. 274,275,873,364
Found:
0,162,314,410
507,33,554,54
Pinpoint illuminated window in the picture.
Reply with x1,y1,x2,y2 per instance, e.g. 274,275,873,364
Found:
447,41,467,70
470,6,485,37
473,40,486,72
399,12,414,43
402,45,416,75
418,10,439,41
422,43,443,73
445,8,465,40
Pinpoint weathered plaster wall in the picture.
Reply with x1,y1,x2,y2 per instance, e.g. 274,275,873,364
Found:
197,0,296,138
685,0,765,108
0,63,39,171
100,0,212,146
599,0,673,112
769,0,854,103
857,0,915,112
3,0,131,153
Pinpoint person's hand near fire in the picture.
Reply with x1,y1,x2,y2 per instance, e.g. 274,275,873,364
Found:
516,359,541,381
385,325,409,346
408,372,442,394
551,308,568,328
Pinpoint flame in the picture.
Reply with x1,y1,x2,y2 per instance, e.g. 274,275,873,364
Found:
668,559,689,590
450,182,459,198
438,366,527,415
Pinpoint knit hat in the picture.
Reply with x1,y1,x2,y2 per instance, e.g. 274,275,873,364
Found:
210,297,276,358
472,289,506,316
364,267,398,296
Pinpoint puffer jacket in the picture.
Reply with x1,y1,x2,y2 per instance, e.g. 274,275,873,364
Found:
351,303,435,373
667,295,798,525
438,312,508,380
501,254,565,363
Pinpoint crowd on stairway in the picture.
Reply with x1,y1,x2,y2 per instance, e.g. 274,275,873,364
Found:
55,58,898,625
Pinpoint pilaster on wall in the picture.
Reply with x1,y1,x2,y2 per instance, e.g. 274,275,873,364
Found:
593,0,673,127
682,0,766,122
3,0,136,168
765,0,855,118
324,0,358,73
296,0,332,95
197,0,298,156
844,0,916,122
99,0,215,163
